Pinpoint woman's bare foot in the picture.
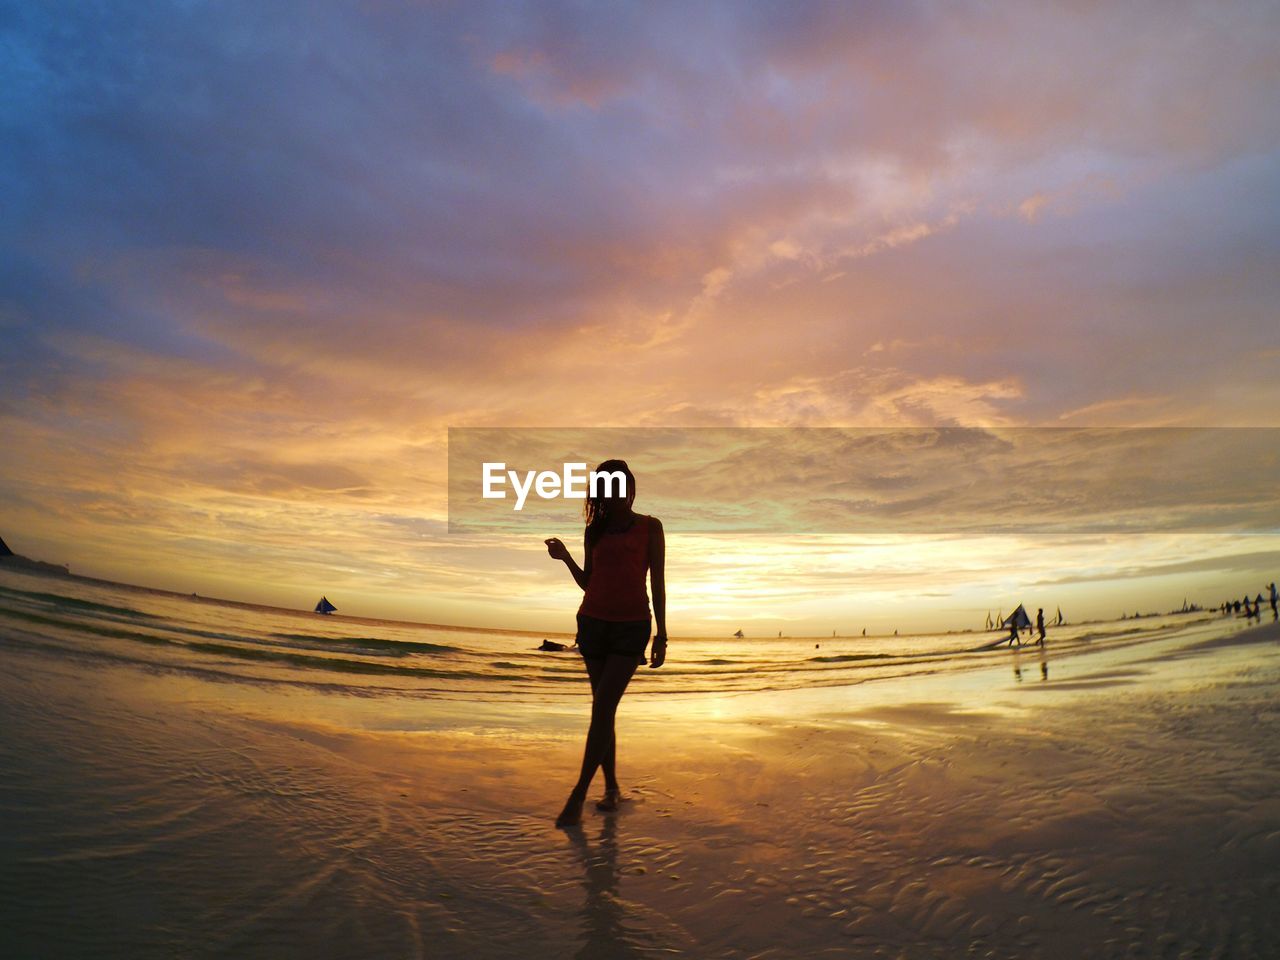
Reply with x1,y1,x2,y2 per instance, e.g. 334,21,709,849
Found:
595,788,624,812
555,790,586,827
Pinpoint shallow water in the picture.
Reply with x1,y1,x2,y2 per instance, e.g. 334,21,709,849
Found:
0,567,1231,707
2,566,1278,959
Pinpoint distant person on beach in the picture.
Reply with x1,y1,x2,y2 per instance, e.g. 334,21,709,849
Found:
1036,608,1046,646
1270,583,1278,618
544,459,666,827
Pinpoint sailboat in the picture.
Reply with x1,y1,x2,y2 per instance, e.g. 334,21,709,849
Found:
1001,604,1032,645
314,596,336,615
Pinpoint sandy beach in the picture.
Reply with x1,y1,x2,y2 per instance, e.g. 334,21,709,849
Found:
1,570,1277,958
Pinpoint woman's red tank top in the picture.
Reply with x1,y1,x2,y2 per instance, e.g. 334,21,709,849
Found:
579,515,651,622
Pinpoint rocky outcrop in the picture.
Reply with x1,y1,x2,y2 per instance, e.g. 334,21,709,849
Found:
0,536,69,575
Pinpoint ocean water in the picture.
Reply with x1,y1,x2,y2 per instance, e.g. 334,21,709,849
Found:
0,566,1229,708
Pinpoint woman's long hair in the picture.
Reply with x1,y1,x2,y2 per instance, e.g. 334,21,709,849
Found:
584,459,635,548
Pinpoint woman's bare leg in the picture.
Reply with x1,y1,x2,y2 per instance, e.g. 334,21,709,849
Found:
556,653,638,826
582,657,620,793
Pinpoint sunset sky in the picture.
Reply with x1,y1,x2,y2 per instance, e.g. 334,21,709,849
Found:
3,1,1278,633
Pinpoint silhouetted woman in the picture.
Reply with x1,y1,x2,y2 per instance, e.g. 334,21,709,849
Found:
544,459,666,827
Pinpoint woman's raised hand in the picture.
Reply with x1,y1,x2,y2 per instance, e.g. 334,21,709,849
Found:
544,537,570,561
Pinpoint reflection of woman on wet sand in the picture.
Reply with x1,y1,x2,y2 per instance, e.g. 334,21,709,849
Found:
567,817,645,960
545,460,667,827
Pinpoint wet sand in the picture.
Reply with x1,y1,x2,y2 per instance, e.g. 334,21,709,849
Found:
2,617,1279,958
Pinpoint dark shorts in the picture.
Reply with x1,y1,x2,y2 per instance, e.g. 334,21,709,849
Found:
576,614,651,661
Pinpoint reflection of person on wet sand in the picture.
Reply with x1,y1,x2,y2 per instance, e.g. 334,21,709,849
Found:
1013,641,1048,681
545,459,667,828
567,817,643,960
